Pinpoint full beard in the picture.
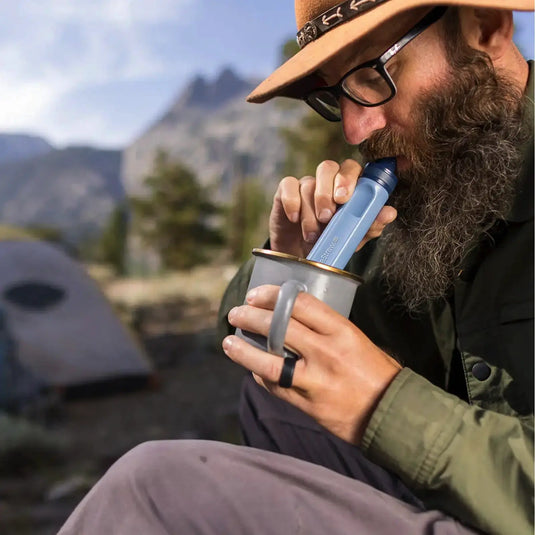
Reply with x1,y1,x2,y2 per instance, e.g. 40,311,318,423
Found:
360,55,530,312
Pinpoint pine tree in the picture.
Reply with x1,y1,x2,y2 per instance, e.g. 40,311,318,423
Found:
97,205,128,275
226,178,270,263
131,152,223,270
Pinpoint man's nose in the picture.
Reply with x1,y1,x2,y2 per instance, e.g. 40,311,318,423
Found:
340,96,387,145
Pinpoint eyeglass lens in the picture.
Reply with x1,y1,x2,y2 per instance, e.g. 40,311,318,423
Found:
342,67,392,105
307,90,342,121
306,65,393,122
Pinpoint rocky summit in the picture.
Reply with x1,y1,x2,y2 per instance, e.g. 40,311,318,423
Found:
121,67,306,201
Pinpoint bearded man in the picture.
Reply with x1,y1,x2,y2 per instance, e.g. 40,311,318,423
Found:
58,2,533,535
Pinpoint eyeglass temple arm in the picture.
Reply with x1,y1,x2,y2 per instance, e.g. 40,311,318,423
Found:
379,6,448,64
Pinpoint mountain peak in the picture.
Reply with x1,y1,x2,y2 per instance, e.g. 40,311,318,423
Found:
171,67,255,114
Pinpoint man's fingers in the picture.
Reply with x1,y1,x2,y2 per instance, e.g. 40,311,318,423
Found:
299,177,323,244
273,161,369,246
375,205,397,226
334,159,362,203
222,335,305,389
314,160,340,223
243,286,347,336
277,176,302,223
228,303,313,352
355,206,398,250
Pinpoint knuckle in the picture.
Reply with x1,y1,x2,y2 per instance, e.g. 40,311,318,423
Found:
296,292,315,316
279,189,300,210
299,178,317,197
316,160,340,175
299,175,316,187
314,191,332,205
367,227,382,238
337,160,362,183
340,158,361,169
301,217,320,233
308,335,325,357
277,176,297,195
280,189,298,208
281,175,298,186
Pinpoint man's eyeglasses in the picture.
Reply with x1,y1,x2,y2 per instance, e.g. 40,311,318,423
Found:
304,6,448,122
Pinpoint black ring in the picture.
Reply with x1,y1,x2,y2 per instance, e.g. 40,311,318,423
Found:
278,357,296,388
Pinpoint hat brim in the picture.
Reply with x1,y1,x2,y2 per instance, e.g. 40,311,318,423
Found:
247,0,534,104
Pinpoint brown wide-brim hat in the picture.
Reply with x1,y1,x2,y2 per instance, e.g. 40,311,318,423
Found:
247,0,534,103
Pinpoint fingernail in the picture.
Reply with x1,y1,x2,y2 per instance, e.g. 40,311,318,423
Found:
305,232,318,243
222,336,233,353
318,209,332,223
334,187,348,200
289,212,299,223
246,288,258,302
228,307,238,322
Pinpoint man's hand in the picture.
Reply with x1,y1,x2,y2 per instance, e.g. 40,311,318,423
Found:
270,159,397,257
222,285,402,445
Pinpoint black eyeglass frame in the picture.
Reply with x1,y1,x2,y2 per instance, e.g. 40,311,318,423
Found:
304,6,448,121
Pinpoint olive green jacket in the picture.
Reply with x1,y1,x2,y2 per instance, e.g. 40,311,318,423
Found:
218,64,534,535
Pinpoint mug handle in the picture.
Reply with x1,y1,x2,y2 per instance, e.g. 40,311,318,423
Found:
267,280,307,357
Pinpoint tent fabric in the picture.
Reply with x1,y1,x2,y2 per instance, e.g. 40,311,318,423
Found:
0,240,153,387
0,305,44,410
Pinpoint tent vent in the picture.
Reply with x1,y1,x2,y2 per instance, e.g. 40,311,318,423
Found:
3,282,66,311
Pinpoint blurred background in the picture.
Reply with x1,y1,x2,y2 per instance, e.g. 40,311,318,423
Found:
0,2,532,533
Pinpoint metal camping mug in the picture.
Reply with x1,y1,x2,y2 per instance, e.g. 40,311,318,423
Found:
235,249,362,359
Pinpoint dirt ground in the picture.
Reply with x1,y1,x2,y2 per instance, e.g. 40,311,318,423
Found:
0,265,248,535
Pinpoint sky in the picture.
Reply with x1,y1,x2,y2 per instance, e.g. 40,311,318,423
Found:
0,1,533,149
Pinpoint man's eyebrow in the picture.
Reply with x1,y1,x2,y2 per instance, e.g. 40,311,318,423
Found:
315,43,369,82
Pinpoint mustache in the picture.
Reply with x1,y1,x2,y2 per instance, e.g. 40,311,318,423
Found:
360,128,415,163
359,124,432,194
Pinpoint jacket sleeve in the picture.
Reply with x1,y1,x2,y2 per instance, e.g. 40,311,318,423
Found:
361,367,534,535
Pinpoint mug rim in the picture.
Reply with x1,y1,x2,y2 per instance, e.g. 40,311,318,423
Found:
252,248,363,284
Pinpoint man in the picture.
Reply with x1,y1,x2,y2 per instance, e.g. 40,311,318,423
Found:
58,1,533,534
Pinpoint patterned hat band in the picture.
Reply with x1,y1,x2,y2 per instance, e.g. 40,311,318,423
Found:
297,0,389,49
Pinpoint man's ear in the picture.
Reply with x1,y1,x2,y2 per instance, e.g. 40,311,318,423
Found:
457,7,514,60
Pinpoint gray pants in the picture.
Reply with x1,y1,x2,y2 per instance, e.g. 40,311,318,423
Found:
58,440,476,535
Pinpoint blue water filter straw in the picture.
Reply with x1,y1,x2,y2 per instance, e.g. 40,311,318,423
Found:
306,158,398,270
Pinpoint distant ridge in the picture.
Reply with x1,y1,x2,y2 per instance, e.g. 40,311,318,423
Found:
0,143,123,244
0,134,53,165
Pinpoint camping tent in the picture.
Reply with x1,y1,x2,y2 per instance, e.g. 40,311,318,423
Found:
0,240,153,400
